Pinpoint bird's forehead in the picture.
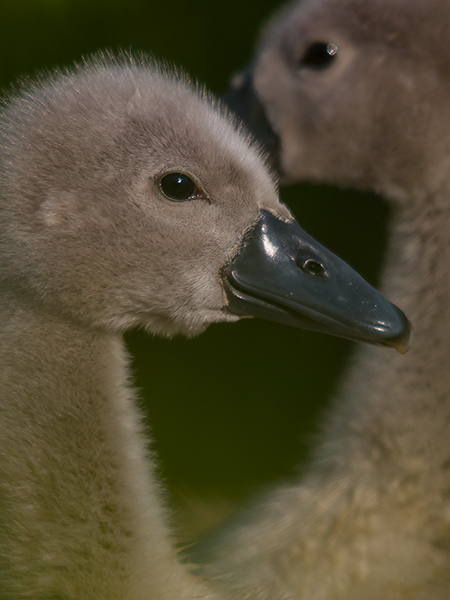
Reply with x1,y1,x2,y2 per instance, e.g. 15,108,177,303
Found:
282,0,447,41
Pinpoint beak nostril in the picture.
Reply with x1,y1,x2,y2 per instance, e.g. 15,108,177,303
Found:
301,259,326,276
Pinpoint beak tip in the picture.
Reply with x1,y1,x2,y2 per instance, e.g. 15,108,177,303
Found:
375,307,413,354
392,323,414,354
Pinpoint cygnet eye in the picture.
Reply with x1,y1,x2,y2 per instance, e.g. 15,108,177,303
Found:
300,42,338,69
159,172,199,201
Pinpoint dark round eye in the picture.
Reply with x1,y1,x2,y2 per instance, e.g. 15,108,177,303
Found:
300,42,338,69
303,259,325,276
159,172,198,201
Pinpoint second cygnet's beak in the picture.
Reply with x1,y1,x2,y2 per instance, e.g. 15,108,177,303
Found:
223,210,412,354
223,69,281,172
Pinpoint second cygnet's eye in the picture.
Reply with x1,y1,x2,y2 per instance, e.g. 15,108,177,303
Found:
159,172,199,201
300,42,338,69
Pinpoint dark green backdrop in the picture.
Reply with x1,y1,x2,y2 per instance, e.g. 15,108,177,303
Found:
0,0,389,537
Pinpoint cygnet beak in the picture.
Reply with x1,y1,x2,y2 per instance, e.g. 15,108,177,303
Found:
223,210,412,353
223,69,281,173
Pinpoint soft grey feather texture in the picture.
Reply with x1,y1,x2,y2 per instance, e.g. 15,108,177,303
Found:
0,54,290,599
197,1,450,598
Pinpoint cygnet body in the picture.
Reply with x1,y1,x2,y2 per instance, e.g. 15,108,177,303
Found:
0,54,408,599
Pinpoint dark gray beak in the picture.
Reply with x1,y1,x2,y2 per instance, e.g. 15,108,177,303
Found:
224,69,281,172
223,211,412,353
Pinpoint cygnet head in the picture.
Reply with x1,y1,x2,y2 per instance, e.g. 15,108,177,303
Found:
225,0,450,199
0,55,411,348
0,56,281,337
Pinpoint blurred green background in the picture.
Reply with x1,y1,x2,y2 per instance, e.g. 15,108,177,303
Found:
0,0,389,538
